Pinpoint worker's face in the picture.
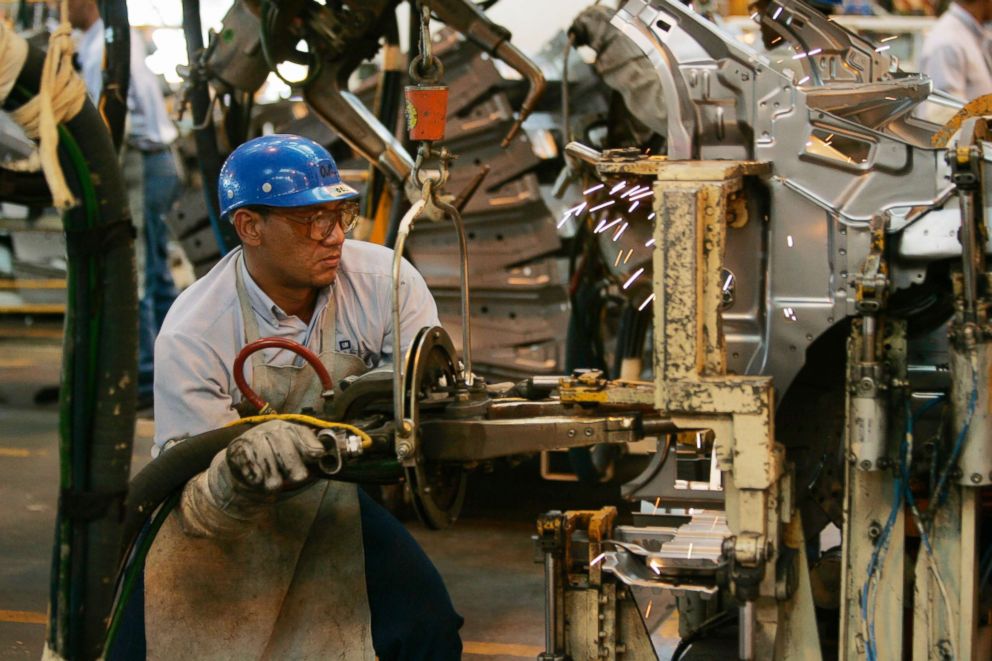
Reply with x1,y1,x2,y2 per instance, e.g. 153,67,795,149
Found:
238,201,348,290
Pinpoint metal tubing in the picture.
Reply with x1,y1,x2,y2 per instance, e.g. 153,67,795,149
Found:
434,194,473,384
739,601,755,660
958,190,979,321
862,314,877,363
391,199,427,440
544,551,558,656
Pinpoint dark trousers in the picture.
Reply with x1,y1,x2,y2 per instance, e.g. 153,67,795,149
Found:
137,149,180,399
109,488,463,660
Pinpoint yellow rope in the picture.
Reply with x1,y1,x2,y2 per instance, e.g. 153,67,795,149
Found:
0,0,88,209
225,413,374,449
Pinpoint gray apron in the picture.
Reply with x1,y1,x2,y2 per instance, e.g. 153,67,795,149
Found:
144,255,374,660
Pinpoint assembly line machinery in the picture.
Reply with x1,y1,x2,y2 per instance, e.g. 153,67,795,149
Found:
2,0,991,658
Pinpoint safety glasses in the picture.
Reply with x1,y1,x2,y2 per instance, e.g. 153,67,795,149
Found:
261,201,360,240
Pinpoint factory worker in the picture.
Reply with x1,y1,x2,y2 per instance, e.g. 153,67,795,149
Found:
114,134,462,660
919,0,992,103
67,0,182,407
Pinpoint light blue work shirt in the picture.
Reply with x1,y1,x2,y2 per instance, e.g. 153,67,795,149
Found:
74,18,179,149
919,3,992,104
153,240,440,448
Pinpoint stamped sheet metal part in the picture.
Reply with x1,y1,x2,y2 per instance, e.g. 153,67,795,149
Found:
605,0,963,400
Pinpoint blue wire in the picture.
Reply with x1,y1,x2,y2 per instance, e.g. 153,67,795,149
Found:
933,366,978,507
862,395,945,660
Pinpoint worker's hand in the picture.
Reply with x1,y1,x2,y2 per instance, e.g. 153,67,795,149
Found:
225,420,325,494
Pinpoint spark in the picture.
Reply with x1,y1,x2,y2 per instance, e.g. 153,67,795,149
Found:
645,237,656,248
806,141,812,147
590,552,606,567
610,181,627,195
687,543,694,559
798,75,810,85
622,268,645,291
696,433,702,449
623,248,633,264
771,36,782,45
629,201,640,213
793,48,821,60
875,45,890,53
620,185,643,199
614,251,623,267
772,6,782,19
825,133,834,144
596,218,623,234
638,293,656,311
880,35,898,43
783,307,798,321
650,562,661,575
885,96,897,100
557,214,571,229
750,12,759,20
645,600,654,619
722,272,735,292
653,497,661,514
647,212,656,221
589,200,615,213
787,234,794,247
630,190,654,202
613,222,630,241
583,183,604,195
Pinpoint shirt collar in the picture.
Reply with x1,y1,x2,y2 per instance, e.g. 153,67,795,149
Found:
75,17,104,54
237,250,330,326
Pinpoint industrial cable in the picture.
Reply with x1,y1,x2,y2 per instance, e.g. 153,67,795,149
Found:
932,357,978,508
102,491,180,659
181,0,236,256
5,24,137,657
900,396,955,661
227,413,375,449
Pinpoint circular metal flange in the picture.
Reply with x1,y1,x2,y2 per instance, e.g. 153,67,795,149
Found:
403,326,467,529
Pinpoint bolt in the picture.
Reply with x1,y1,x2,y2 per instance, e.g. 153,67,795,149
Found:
867,521,882,540
397,442,413,459
860,460,873,471
585,428,595,437
971,472,983,484
567,429,576,438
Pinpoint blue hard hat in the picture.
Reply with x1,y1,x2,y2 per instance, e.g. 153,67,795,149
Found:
218,134,359,220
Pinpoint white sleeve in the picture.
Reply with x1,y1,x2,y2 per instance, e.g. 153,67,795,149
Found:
920,40,968,102
379,256,440,365
153,329,241,450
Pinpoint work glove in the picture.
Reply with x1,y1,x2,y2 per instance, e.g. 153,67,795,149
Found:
178,420,326,538
226,420,326,494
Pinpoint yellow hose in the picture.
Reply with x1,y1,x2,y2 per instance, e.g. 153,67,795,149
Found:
225,413,374,449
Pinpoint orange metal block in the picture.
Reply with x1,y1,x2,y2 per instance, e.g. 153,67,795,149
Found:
405,85,449,142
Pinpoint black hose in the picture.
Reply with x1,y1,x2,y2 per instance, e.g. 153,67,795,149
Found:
121,424,248,551
181,0,239,255
4,43,137,661
97,0,130,152
122,424,404,559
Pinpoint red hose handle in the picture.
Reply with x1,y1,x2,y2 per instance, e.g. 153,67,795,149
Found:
233,337,334,413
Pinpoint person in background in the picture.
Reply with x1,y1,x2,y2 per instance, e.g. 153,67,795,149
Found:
919,0,992,102
67,0,181,407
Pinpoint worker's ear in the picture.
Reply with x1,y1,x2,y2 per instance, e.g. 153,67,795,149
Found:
232,208,263,246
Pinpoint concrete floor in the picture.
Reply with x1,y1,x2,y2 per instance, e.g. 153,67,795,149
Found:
0,327,687,660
